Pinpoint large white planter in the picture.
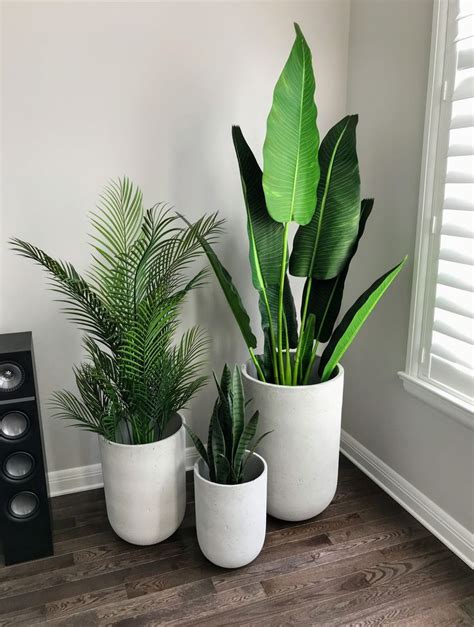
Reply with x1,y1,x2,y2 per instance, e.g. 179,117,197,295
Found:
98,413,186,545
194,452,267,568
242,360,344,522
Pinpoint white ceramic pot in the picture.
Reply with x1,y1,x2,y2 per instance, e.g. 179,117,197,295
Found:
242,359,344,522
98,413,186,545
194,452,267,568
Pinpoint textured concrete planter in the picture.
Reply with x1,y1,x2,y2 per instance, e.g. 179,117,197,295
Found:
242,360,344,521
194,452,267,568
98,413,186,545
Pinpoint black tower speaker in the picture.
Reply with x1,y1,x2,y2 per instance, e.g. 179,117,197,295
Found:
0,332,53,565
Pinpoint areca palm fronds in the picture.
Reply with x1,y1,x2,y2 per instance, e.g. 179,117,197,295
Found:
11,177,222,444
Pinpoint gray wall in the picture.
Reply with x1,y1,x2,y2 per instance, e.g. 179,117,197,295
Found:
1,1,351,472
343,0,473,531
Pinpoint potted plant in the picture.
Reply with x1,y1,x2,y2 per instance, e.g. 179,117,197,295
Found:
11,178,221,545
185,365,269,568
184,24,407,521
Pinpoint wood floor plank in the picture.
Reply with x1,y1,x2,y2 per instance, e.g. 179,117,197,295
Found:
0,455,471,626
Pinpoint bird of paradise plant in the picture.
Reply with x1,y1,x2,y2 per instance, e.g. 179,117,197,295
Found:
183,23,407,386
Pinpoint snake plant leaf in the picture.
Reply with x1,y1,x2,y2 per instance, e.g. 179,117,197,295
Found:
215,454,232,484
231,366,245,459
183,424,208,467
178,214,257,350
220,363,232,397
319,256,408,382
240,430,273,480
207,405,216,482
305,198,374,342
232,126,283,287
211,408,228,483
262,23,320,225
233,411,260,476
213,372,233,455
290,115,361,279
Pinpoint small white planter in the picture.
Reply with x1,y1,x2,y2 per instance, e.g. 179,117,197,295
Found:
242,359,344,522
98,413,186,545
194,452,267,568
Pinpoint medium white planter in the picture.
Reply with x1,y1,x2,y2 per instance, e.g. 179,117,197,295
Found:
242,359,344,522
194,452,267,568
98,413,186,545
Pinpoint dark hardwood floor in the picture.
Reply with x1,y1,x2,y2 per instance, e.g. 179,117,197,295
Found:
0,456,472,626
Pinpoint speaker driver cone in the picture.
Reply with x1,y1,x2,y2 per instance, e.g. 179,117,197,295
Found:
4,453,35,479
0,362,25,393
8,492,39,518
0,412,29,439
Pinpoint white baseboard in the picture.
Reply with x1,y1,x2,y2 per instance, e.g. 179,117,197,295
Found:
47,447,200,497
340,429,474,569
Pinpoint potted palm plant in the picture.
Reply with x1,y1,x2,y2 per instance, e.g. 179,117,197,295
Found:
184,24,407,521
11,178,221,545
185,365,269,568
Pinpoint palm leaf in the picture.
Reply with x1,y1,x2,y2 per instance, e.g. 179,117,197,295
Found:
319,257,408,381
290,115,360,279
262,23,320,225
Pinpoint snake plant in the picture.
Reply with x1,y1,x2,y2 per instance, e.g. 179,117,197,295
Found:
11,178,222,444
184,23,407,386
185,365,270,484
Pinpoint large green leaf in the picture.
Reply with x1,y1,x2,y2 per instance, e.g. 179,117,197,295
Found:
178,214,257,350
290,115,361,279
319,257,407,381
262,279,298,349
232,126,283,287
305,198,374,342
262,23,320,225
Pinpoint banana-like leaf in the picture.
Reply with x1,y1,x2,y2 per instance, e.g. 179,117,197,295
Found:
262,23,320,225
305,198,374,342
261,278,298,349
233,411,259,475
178,213,257,350
319,257,408,381
300,313,316,378
232,126,283,287
231,366,245,459
183,424,208,467
290,115,360,279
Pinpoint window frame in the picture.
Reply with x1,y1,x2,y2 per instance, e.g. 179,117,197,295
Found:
399,0,473,430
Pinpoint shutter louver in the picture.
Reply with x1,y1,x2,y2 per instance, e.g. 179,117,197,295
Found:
426,0,474,402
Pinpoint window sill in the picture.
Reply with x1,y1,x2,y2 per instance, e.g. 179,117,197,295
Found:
398,372,473,431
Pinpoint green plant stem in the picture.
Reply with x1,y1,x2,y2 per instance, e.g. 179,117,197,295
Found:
277,223,290,383
249,347,266,382
283,313,291,383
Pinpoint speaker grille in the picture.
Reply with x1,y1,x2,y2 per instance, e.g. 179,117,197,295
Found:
0,363,25,393
8,492,39,519
0,412,29,439
4,453,35,480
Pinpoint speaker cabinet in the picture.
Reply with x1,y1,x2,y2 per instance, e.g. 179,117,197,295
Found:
0,332,53,565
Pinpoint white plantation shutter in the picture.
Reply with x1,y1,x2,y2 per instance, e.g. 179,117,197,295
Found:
401,0,473,424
